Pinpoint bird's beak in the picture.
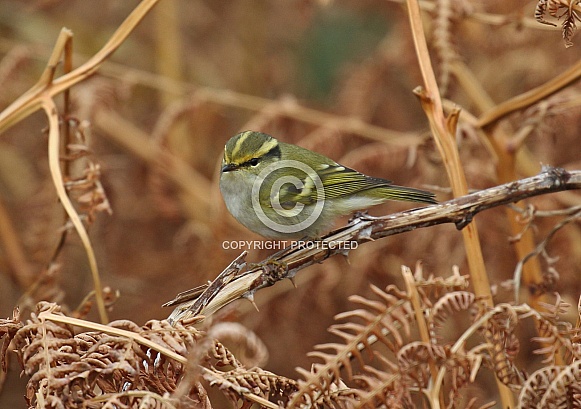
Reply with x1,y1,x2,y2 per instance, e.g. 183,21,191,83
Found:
221,163,238,173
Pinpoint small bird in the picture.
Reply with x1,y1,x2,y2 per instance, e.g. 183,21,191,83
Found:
220,131,436,239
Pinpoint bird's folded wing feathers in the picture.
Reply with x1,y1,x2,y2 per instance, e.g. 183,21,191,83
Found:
277,165,392,205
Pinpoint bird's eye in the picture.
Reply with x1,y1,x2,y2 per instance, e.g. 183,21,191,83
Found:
249,158,259,167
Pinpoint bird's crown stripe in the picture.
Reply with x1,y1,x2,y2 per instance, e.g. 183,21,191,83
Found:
230,131,253,159
254,137,278,158
228,131,279,164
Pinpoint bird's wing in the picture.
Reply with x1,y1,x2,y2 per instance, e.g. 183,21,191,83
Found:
274,164,391,206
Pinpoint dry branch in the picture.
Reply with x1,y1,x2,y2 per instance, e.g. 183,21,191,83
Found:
166,166,581,322
477,57,581,129
0,0,161,325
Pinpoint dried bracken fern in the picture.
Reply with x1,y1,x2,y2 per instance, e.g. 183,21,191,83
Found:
352,361,410,409
429,290,475,344
414,265,470,298
10,302,202,408
535,0,581,47
431,0,472,96
292,266,581,408
60,118,112,224
518,365,562,408
537,360,581,408
211,367,299,407
292,269,495,408
3,1,581,408
290,284,413,407
208,322,269,368
481,304,526,388
7,276,581,408
533,294,581,364
1,302,304,408
0,308,22,372
397,341,448,388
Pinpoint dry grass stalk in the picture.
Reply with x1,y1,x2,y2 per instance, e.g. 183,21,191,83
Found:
1,1,581,408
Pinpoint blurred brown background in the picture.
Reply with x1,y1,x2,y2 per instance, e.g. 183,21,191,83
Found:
0,0,580,407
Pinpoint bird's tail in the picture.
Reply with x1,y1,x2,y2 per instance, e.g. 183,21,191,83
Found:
379,185,437,204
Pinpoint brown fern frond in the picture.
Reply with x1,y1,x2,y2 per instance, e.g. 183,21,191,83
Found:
483,305,526,388
0,307,22,372
94,391,180,409
446,348,484,403
534,0,581,47
321,386,362,409
431,0,471,96
536,0,559,26
397,341,448,388
539,360,581,407
308,343,358,380
13,303,88,406
539,293,571,318
11,302,212,408
432,0,456,97
210,367,298,406
562,13,578,47
414,265,470,299
533,294,580,363
333,285,413,350
518,364,562,408
429,291,475,344
210,338,244,369
292,364,358,409
208,322,269,368
352,345,484,408
289,285,413,407
62,118,113,224
353,365,410,409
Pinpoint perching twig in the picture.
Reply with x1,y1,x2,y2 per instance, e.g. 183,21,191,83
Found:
166,166,581,323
